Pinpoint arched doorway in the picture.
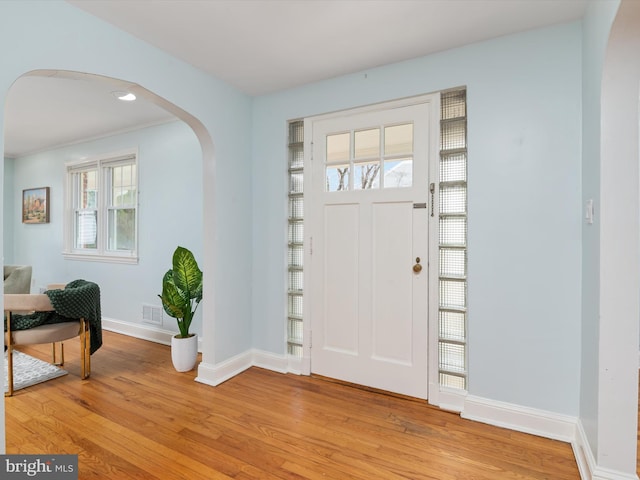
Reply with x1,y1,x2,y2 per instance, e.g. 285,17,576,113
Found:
2,69,215,448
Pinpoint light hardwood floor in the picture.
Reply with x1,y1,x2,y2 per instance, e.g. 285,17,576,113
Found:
6,331,580,479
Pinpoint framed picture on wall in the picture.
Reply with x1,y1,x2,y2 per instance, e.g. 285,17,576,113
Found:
22,187,50,224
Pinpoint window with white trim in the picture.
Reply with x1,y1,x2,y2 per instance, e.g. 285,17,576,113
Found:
64,150,138,264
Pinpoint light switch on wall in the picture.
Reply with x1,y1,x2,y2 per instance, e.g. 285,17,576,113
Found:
585,199,594,224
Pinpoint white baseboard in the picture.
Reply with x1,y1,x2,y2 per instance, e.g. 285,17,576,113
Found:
430,384,467,413
574,420,640,480
573,419,596,480
253,349,288,373
195,348,290,387
196,350,253,387
591,468,640,480
462,395,577,443
101,317,202,352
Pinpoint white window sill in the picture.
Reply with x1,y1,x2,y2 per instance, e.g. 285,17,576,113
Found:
62,252,139,265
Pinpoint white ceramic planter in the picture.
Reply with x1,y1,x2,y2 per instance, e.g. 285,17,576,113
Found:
171,334,198,372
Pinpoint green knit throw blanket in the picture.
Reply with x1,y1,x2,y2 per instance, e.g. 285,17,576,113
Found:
6,279,102,354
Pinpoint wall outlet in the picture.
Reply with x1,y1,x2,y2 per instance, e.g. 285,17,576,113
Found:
142,304,163,325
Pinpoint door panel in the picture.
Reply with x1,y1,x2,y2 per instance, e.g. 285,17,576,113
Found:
371,201,414,365
323,203,359,355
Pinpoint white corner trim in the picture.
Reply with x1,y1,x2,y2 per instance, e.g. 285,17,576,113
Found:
571,421,639,480
591,468,640,480
102,317,203,351
462,395,577,444
195,350,253,387
252,349,288,373
195,348,293,387
573,419,596,480
430,385,467,413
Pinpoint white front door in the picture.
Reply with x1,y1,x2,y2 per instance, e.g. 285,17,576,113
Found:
308,99,436,399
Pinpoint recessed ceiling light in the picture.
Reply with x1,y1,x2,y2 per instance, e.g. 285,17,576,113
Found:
112,91,136,102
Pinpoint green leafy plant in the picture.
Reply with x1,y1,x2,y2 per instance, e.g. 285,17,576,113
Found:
158,246,203,338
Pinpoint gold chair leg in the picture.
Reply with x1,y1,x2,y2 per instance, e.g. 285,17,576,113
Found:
52,342,65,366
80,318,90,380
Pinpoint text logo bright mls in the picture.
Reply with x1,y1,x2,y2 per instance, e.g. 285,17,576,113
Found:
1,455,78,479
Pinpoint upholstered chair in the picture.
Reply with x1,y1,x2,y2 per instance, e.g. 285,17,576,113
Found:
4,265,32,294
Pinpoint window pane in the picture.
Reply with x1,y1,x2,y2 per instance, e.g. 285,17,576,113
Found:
290,172,304,194
75,211,97,249
288,220,304,243
288,317,303,343
288,344,303,356
440,372,466,389
440,185,466,214
289,197,303,219
288,293,303,317
441,118,466,150
439,342,465,373
440,152,467,183
289,270,303,292
441,90,467,120
354,162,380,190
440,279,466,310
326,133,350,163
288,245,304,267
383,158,412,188
439,216,466,247
111,164,136,207
440,248,466,277
439,310,466,342
326,165,350,192
384,124,413,156
78,171,97,209
289,144,304,169
354,128,379,159
108,208,135,251
289,121,304,144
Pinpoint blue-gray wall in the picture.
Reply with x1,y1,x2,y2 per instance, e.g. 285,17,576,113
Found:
252,22,583,416
6,121,204,335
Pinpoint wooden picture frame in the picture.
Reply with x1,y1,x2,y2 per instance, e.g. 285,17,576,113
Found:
22,187,50,224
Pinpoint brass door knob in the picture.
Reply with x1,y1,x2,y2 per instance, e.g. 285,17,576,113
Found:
413,257,422,273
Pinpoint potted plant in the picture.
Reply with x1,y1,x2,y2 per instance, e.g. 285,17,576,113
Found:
158,246,203,372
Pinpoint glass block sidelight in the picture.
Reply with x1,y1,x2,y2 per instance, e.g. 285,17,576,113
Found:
439,89,468,389
440,372,466,389
287,120,305,357
440,90,466,120
440,185,466,215
440,152,467,183
439,310,466,342
439,248,466,278
439,216,466,247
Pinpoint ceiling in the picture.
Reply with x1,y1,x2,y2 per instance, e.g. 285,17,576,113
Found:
4,0,588,158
